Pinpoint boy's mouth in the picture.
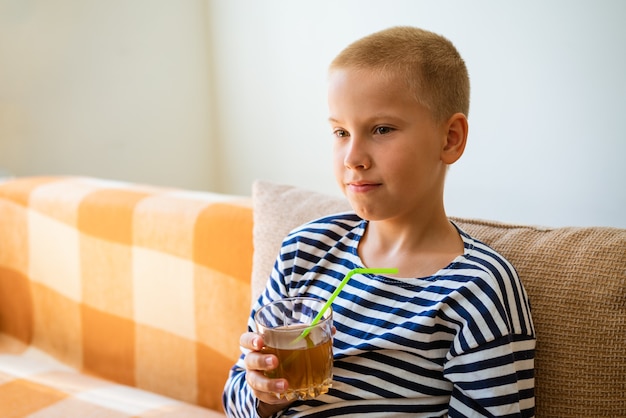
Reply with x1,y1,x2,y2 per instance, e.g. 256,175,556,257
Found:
346,182,381,193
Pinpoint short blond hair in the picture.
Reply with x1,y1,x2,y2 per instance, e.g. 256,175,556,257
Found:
330,26,470,122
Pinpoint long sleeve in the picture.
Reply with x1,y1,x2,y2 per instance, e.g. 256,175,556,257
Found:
223,357,259,418
445,334,535,417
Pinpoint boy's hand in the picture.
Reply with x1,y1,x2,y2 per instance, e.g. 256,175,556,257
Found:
239,332,293,414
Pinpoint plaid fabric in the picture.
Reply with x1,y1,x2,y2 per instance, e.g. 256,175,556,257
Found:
0,176,254,416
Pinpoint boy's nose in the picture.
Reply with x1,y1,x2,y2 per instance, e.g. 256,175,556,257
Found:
343,137,371,170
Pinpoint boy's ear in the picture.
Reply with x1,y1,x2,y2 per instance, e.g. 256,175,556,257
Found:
441,113,468,165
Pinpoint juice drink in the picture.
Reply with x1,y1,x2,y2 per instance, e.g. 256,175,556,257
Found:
255,297,333,401
262,324,333,400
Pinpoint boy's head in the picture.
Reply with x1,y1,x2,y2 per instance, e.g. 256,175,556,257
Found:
329,26,469,123
327,26,469,221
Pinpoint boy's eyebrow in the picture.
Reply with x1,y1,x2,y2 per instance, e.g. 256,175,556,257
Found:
328,114,403,124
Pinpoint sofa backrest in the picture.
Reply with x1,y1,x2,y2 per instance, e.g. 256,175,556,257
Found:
0,176,254,412
251,180,626,417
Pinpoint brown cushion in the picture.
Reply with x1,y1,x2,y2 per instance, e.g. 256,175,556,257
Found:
251,180,626,416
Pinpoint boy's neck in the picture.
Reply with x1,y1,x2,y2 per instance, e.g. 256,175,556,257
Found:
358,210,464,279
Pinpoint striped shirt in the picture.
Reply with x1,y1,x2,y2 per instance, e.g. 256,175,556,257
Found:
223,213,535,417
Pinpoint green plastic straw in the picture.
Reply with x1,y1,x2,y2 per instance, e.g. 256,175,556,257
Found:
295,267,398,342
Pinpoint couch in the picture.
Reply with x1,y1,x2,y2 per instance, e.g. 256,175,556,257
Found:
0,176,624,417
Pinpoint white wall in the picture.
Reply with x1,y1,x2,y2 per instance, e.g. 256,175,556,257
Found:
0,0,215,190
2,1,624,228
208,0,626,228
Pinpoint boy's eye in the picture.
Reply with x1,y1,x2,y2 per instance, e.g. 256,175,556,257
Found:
333,129,349,138
374,126,393,135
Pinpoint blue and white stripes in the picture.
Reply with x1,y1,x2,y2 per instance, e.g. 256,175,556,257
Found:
224,213,535,417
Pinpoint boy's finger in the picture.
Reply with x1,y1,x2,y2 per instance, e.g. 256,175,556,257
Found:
245,351,278,371
246,370,288,400
239,332,264,351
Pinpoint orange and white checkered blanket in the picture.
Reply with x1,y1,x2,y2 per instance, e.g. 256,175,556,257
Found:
0,176,254,417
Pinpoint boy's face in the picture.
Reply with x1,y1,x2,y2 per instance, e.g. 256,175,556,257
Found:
328,68,450,222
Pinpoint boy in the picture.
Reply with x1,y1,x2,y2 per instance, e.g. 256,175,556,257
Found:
223,26,535,417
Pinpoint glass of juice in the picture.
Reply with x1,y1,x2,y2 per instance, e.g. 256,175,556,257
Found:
254,297,333,401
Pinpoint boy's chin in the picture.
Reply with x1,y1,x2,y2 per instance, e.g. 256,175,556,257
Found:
349,204,385,222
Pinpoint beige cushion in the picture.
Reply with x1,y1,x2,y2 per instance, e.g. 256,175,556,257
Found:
251,179,626,416
251,180,351,301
